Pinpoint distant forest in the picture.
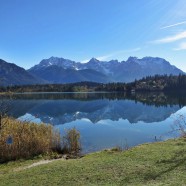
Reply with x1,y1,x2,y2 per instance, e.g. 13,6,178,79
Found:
1,74,186,93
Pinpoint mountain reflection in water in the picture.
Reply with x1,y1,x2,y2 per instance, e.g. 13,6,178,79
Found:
2,92,186,153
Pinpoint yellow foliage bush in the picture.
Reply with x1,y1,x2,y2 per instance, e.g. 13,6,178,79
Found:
0,117,61,162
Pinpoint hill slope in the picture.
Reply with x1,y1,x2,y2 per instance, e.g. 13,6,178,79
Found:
28,65,109,83
0,59,45,86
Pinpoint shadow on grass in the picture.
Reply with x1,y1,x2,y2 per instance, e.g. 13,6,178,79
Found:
144,149,186,180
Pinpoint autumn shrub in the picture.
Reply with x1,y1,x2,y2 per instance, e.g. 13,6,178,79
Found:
0,117,61,162
62,127,81,156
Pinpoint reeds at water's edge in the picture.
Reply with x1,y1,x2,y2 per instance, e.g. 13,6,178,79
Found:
0,117,81,163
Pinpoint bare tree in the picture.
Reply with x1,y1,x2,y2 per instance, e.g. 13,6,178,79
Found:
170,113,186,138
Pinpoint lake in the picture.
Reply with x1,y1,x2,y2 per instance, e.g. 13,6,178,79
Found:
1,92,186,153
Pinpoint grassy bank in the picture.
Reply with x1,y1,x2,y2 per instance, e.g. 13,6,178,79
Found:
0,138,186,185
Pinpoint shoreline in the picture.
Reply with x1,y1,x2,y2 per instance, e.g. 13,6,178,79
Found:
0,138,186,185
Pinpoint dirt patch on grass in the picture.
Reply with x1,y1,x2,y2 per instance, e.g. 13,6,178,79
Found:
15,158,64,171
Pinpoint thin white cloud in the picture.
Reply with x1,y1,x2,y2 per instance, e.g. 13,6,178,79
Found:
97,54,113,61
173,42,186,51
152,31,186,44
81,59,89,63
160,21,186,29
118,47,141,53
81,47,141,63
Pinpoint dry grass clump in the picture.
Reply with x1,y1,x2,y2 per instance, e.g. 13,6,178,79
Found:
0,117,61,162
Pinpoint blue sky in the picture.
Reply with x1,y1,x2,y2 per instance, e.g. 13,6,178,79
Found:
0,0,186,71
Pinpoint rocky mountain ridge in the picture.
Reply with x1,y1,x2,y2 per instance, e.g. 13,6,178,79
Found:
0,56,184,86
29,56,184,83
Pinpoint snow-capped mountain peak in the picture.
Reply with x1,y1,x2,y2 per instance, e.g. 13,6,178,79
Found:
28,56,184,83
30,57,79,70
88,58,100,63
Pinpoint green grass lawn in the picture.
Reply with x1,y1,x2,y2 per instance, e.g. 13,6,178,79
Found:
0,138,186,186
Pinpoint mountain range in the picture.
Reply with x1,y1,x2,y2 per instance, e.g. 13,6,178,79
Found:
0,56,184,86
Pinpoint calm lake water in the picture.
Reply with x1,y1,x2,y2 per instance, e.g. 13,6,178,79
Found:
2,92,186,153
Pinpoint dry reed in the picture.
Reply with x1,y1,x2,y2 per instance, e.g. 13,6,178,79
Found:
0,117,61,162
